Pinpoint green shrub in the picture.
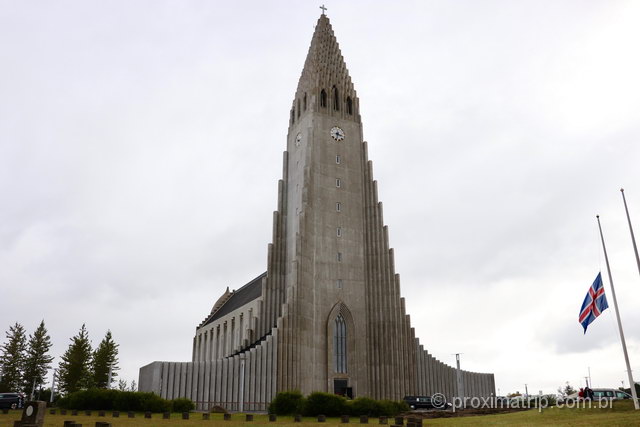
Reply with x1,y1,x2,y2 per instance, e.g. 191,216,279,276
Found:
57,389,170,413
267,391,408,417
268,391,305,415
171,398,195,413
344,397,408,416
112,391,142,411
302,392,348,417
349,397,383,416
58,389,119,410
379,399,409,415
137,392,171,413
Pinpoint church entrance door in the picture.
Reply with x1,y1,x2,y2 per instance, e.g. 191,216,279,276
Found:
333,379,353,398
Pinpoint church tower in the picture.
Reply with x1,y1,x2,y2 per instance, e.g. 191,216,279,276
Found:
139,13,495,410
269,13,416,398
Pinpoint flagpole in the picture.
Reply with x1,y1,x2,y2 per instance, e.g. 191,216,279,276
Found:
597,215,639,410
621,188,640,278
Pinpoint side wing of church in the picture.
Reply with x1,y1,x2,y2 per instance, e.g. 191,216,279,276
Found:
139,14,495,411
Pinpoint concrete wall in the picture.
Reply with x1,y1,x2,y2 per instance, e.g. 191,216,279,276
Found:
413,342,495,400
139,328,278,412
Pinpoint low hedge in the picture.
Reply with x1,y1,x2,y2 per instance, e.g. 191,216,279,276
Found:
57,388,194,413
269,391,408,416
268,390,304,415
349,398,409,416
171,397,195,413
303,392,347,417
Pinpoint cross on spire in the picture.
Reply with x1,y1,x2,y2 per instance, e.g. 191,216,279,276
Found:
319,4,327,15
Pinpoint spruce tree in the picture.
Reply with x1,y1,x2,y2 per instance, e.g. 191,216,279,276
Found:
23,320,54,395
0,323,27,391
57,324,92,394
91,330,119,388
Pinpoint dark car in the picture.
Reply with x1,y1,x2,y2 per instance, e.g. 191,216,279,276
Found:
404,395,450,410
0,392,23,409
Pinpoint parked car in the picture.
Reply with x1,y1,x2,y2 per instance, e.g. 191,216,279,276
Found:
403,395,451,410
0,392,24,409
591,389,632,400
558,388,631,404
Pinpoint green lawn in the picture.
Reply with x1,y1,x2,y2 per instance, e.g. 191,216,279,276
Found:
426,400,640,426
1,402,639,427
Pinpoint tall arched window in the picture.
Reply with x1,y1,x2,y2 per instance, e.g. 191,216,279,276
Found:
334,314,347,373
332,86,340,111
303,93,307,111
346,97,353,115
290,108,295,124
297,99,301,118
320,89,327,108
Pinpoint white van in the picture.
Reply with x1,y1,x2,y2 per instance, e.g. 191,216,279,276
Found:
591,389,632,400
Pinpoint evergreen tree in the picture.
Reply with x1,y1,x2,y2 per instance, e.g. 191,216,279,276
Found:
91,330,119,388
557,382,576,397
0,323,27,391
22,320,54,395
57,324,92,394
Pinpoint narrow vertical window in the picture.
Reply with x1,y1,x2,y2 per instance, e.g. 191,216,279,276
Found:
216,326,221,359
337,227,342,237
334,314,347,373
336,202,341,212
222,322,228,356
336,155,341,164
290,108,295,124
320,89,327,108
333,86,340,111
230,318,235,350
304,93,307,111
297,99,301,118
347,97,353,115
336,279,343,288
337,252,342,262
336,178,341,188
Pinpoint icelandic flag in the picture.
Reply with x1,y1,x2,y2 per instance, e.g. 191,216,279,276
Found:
579,272,609,334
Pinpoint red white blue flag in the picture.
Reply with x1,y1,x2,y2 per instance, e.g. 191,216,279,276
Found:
579,272,609,334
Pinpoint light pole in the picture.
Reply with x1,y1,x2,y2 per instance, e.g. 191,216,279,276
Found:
454,353,464,401
107,363,113,389
50,370,58,404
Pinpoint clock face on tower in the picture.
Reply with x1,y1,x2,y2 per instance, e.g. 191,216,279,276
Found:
295,133,302,147
330,126,345,142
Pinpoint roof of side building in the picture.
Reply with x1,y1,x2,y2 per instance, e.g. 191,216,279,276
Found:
202,272,265,327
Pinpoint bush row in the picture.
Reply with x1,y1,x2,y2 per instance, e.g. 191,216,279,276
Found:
269,391,409,416
57,389,194,413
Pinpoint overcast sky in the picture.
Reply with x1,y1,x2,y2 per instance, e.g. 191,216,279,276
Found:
2,0,640,397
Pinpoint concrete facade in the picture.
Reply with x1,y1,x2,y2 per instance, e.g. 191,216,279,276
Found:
139,14,495,410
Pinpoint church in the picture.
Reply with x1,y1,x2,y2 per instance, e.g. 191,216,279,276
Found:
139,13,495,411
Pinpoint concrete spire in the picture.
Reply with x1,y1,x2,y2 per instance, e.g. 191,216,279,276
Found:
290,14,359,123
